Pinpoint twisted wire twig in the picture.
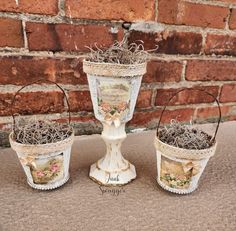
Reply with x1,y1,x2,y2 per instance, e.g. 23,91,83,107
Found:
13,116,73,145
85,39,158,64
159,120,212,150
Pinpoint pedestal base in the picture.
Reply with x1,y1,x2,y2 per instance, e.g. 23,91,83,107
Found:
89,160,136,186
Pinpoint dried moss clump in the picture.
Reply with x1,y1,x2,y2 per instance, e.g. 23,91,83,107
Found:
13,117,73,145
159,120,213,150
86,37,156,65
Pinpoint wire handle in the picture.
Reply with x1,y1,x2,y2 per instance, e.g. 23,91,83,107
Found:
10,79,71,134
156,88,222,142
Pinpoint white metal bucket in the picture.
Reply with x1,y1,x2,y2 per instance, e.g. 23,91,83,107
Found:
155,137,217,194
154,88,221,194
9,79,74,190
9,132,74,190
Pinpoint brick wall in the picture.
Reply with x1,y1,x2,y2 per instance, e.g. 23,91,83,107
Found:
0,0,236,146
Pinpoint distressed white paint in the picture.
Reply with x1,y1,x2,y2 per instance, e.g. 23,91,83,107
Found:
156,150,210,194
86,72,144,186
90,123,136,185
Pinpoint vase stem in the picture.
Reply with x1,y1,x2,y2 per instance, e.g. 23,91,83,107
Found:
89,123,136,185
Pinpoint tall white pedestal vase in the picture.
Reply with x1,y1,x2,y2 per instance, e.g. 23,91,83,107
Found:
83,61,147,185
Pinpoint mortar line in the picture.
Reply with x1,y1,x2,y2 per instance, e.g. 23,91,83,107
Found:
225,6,233,30
192,107,198,123
141,80,236,90
155,0,158,21
151,88,157,108
0,102,235,124
0,80,230,94
130,21,236,35
218,85,223,101
0,50,86,58
0,103,235,125
0,11,123,26
136,101,236,112
1,10,236,34
21,20,28,49
201,30,207,54
0,48,28,53
0,84,89,93
183,0,236,7
1,50,236,61
149,54,236,61
181,60,187,81
0,80,234,94
58,0,65,17
0,112,96,124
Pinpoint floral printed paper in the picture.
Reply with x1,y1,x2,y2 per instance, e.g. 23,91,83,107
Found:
160,156,200,189
27,153,64,184
96,79,131,126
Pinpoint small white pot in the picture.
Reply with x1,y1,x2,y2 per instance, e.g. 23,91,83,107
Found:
154,137,217,194
9,132,74,190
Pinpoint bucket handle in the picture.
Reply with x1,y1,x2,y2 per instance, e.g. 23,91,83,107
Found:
156,88,222,142
10,79,71,134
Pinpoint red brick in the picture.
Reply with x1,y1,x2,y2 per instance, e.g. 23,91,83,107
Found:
155,86,219,106
129,30,202,55
196,106,230,120
0,91,64,116
65,0,154,21
129,110,160,126
229,115,236,121
51,59,87,85
144,60,182,83
136,90,152,109
220,84,236,103
68,91,93,112
26,22,123,52
0,0,58,15
129,108,195,126
158,0,228,29
55,115,97,124
160,108,195,124
0,56,87,85
26,23,57,51
177,1,228,29
229,9,236,29
0,18,23,48
215,0,236,3
186,60,236,81
158,0,179,24
55,115,101,136
205,34,236,56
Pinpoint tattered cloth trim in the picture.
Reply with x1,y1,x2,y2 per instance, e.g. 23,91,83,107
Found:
9,132,74,156
154,136,217,160
83,60,147,77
